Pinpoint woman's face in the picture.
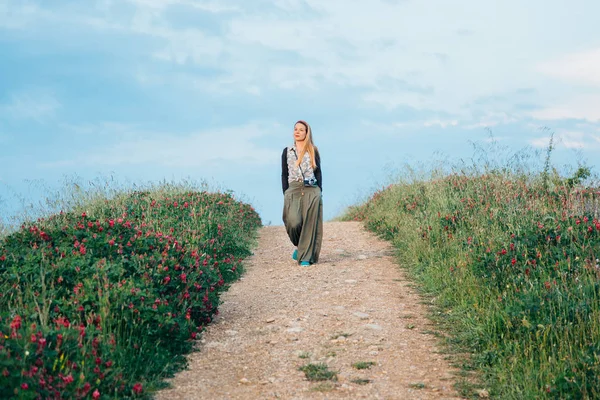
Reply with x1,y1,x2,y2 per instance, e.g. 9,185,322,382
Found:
294,123,307,142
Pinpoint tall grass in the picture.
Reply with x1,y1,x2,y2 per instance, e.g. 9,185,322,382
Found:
0,177,262,398
340,140,599,399
0,218,8,239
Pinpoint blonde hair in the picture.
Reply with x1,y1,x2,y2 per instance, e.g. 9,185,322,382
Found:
295,120,317,169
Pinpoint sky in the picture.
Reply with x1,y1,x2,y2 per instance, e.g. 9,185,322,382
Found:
1,0,600,227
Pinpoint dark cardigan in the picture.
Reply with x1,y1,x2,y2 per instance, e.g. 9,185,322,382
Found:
281,147,322,194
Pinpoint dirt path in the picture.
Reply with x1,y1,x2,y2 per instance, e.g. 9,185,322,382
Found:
156,222,463,400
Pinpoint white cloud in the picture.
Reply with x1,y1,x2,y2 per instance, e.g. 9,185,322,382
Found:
84,0,546,119
359,118,459,133
41,121,281,168
529,131,598,150
360,112,517,133
127,0,239,13
532,48,600,123
537,48,600,87
423,119,459,128
529,95,600,123
1,90,61,121
5,0,600,128
530,137,552,148
557,132,586,149
464,112,521,129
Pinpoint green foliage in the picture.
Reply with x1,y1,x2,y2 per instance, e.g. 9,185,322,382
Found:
340,160,600,398
542,132,555,191
565,166,592,188
352,361,376,370
298,363,338,382
0,213,12,239
0,188,261,399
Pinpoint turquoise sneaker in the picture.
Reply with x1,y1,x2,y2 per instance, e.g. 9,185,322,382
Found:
292,249,298,260
300,261,310,267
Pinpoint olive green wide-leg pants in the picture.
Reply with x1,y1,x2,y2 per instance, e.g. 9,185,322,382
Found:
282,181,323,264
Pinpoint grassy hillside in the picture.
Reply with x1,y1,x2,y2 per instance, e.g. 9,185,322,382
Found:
340,155,599,398
0,184,261,399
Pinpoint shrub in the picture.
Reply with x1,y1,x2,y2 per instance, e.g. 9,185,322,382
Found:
299,363,338,382
341,171,600,399
0,189,261,398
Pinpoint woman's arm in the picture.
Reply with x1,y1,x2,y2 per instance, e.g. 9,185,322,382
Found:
281,148,289,194
315,149,322,193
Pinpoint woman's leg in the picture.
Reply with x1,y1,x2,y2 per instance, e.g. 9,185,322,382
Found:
297,188,323,264
282,188,302,247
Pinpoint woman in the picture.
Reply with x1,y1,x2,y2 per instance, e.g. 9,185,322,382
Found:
281,120,323,266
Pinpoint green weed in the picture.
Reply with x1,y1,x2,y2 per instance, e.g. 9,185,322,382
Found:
352,361,376,370
299,363,338,382
339,136,600,399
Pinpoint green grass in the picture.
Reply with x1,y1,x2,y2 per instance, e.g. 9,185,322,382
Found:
352,361,376,370
339,137,600,399
299,363,338,382
0,178,262,398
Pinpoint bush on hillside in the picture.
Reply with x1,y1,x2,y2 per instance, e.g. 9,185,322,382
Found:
0,190,261,399
343,171,600,399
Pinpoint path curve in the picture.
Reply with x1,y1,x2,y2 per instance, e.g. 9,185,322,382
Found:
156,221,462,400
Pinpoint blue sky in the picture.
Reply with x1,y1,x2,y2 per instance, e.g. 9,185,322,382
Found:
1,0,600,226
